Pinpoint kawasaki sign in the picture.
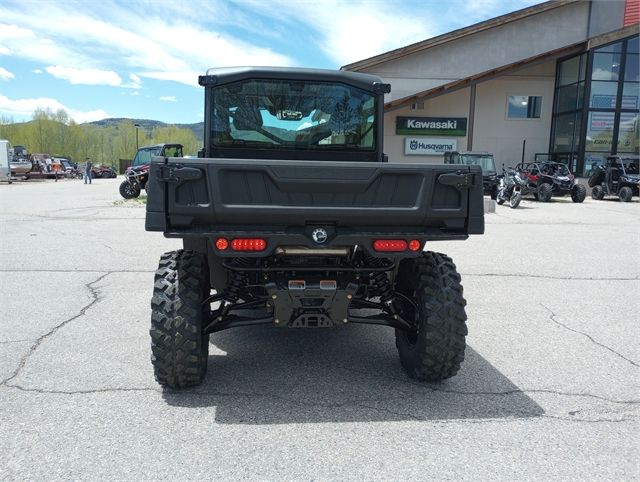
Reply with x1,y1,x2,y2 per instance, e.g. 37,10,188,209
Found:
397,116,467,136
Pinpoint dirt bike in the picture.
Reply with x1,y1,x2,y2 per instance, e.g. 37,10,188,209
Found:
119,165,149,199
65,167,84,180
495,165,531,209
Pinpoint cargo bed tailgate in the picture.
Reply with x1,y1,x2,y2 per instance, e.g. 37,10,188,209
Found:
146,158,484,236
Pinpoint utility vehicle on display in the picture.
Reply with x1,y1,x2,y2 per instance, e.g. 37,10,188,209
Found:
588,155,639,202
145,67,484,388
516,161,586,203
444,150,497,197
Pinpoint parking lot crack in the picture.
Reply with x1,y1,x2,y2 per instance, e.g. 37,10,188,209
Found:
4,385,159,395
541,303,639,367
428,387,640,405
0,272,112,387
467,273,638,281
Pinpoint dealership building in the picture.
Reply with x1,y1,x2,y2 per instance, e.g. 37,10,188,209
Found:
342,0,639,177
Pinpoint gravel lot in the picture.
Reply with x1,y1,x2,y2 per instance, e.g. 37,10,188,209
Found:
1,177,638,481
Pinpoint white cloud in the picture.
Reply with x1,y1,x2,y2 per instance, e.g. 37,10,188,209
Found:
229,0,435,66
233,0,542,66
44,67,142,89
0,94,113,123
0,68,15,81
0,94,67,117
32,69,43,74
141,71,202,87
46,65,122,86
73,109,113,123
123,74,142,88
0,5,294,86
160,96,177,102
0,45,10,55
0,23,35,40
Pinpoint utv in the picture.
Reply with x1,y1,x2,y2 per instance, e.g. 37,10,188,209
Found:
589,155,640,202
145,67,484,388
516,161,586,203
444,150,497,198
119,143,183,199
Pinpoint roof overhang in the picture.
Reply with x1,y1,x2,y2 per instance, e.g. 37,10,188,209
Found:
342,0,578,73
384,23,639,113
384,42,586,112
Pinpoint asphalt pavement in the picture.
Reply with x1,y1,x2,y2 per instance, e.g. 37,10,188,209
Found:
0,177,638,481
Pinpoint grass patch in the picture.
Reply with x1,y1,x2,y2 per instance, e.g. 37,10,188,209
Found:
113,195,147,205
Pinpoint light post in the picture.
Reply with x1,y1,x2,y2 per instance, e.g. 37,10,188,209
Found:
134,123,139,150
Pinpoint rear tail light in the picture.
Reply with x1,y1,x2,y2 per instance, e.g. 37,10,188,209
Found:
231,238,266,251
215,238,229,250
409,240,421,251
373,239,408,252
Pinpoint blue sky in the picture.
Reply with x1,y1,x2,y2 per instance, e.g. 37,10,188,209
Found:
0,0,542,125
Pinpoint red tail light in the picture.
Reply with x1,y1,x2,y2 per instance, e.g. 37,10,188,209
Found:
231,238,267,251
215,238,229,250
409,240,421,251
373,239,407,252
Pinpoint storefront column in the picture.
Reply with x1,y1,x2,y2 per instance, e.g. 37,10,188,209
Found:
467,84,476,150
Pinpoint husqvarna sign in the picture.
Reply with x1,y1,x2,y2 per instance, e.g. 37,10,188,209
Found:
405,138,457,155
397,116,467,136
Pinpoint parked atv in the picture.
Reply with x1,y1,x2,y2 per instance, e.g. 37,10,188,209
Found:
119,143,184,199
517,161,586,203
119,165,149,199
589,155,639,202
92,166,117,178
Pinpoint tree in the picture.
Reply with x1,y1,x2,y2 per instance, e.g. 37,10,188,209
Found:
151,125,200,155
30,107,57,154
0,109,204,164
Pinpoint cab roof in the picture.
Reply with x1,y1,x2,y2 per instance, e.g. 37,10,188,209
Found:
200,66,389,93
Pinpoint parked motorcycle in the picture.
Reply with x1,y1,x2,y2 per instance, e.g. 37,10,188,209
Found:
495,165,531,209
119,165,149,199
66,168,84,180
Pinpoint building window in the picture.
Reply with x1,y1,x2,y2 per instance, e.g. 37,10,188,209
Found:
617,113,639,153
586,38,640,159
507,95,542,119
556,83,585,112
551,37,639,176
553,113,582,152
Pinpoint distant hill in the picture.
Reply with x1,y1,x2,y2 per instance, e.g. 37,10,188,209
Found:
86,118,204,141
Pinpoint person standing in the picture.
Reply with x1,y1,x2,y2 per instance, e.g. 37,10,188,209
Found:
84,158,93,184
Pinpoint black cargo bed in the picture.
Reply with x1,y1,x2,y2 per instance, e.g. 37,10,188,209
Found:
146,158,484,238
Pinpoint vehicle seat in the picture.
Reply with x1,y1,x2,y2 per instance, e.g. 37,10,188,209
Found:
610,168,622,182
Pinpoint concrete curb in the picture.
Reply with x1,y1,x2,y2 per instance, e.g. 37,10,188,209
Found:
484,198,496,213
